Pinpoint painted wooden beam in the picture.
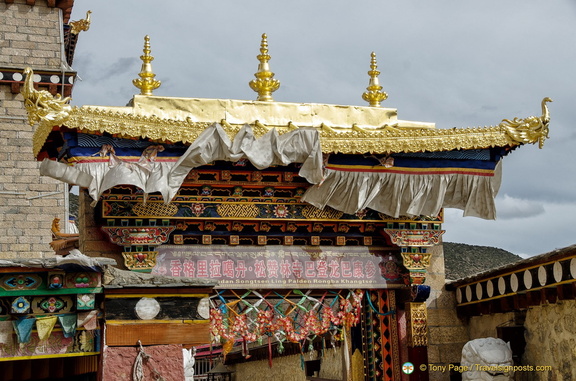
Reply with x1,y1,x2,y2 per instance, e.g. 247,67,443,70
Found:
105,321,210,346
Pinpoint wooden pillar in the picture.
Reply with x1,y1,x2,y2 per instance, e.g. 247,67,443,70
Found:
408,347,429,381
35,359,50,379
406,302,429,381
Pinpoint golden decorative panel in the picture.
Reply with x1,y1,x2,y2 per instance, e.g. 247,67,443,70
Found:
301,205,344,220
216,203,260,218
132,202,179,217
406,302,428,347
122,251,158,272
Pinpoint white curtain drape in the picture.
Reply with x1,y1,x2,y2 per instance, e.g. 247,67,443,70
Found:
41,123,324,202
301,162,502,219
40,122,502,219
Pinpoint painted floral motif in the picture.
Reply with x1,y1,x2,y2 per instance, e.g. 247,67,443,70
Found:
2,274,40,291
186,170,199,182
38,296,68,313
31,296,72,314
48,273,64,289
189,203,206,217
273,205,289,218
251,171,263,182
11,296,30,314
232,187,243,197
77,294,96,310
355,209,368,220
74,274,91,288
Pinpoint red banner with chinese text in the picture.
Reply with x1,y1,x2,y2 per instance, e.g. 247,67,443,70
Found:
153,245,407,289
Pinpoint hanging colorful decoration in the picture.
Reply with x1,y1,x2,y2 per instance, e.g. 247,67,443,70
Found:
209,289,363,360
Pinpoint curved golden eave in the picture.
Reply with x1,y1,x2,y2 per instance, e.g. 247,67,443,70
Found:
37,104,547,156
22,68,551,156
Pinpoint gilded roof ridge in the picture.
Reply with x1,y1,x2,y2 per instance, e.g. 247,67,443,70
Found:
31,102,550,155
59,106,538,154
21,69,551,156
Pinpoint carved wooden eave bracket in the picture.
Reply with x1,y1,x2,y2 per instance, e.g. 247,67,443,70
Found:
383,228,445,285
101,226,176,272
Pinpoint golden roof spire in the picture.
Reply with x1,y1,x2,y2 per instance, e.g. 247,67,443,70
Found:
249,33,280,102
362,52,388,107
133,35,161,96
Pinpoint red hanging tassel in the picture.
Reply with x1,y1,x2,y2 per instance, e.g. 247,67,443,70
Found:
243,338,252,359
268,335,273,368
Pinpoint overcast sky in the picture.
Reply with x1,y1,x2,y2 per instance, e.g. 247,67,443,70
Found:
68,1,576,257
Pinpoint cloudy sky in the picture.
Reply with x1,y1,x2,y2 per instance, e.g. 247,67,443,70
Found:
68,1,576,257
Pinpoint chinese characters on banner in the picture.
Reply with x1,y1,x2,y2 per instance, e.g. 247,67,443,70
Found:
153,245,406,289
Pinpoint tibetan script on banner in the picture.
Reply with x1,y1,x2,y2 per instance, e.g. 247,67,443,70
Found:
153,245,408,289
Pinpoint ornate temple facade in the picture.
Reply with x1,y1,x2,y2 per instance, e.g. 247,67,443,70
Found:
4,1,553,379
22,32,551,380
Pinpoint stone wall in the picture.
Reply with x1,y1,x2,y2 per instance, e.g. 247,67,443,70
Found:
468,312,516,340
470,300,576,381
468,301,576,380
0,0,69,259
522,301,576,380
426,243,470,381
232,347,343,381
0,0,64,69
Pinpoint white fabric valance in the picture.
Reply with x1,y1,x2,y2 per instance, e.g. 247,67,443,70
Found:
40,122,503,219
301,162,502,219
167,123,323,199
41,123,324,203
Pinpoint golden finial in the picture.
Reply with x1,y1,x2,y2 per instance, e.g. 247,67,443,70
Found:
69,10,92,35
362,52,388,107
249,33,280,102
132,35,161,96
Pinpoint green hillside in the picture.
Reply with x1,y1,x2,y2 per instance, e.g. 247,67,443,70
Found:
443,242,522,280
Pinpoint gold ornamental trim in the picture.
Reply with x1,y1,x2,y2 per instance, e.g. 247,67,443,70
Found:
406,302,428,347
66,106,212,144
216,203,259,218
132,202,179,217
22,69,552,156
301,205,344,220
362,52,388,107
30,102,551,156
122,251,158,272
